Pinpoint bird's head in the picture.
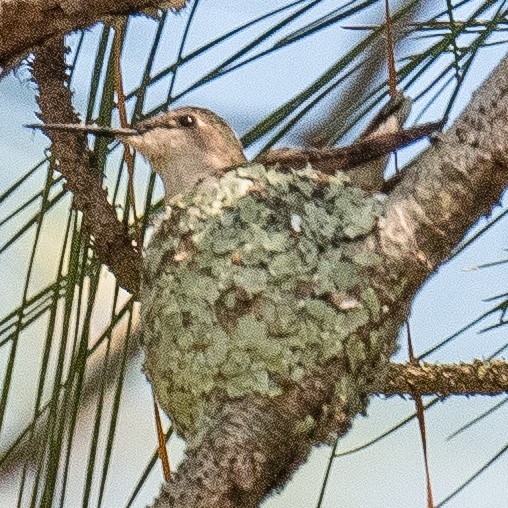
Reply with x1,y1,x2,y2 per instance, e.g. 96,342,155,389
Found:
28,107,247,200
121,107,247,193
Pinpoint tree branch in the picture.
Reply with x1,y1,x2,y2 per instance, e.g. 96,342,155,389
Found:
150,359,508,508
32,35,141,295
151,359,354,508
0,0,186,73
380,360,508,396
379,53,508,297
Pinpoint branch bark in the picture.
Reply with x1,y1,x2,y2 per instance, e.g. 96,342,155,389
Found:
152,359,355,508
380,360,508,396
151,360,508,508
379,54,508,295
2,357,506,479
33,36,142,295
0,0,186,72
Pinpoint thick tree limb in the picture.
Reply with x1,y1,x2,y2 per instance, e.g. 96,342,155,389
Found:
151,359,354,508
151,359,508,508
0,0,186,73
33,36,141,295
379,53,508,295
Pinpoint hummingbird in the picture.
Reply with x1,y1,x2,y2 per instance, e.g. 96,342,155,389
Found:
27,98,438,202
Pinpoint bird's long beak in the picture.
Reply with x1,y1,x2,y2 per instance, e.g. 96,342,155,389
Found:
24,123,140,137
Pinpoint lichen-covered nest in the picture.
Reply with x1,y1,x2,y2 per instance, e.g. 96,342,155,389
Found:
141,163,392,440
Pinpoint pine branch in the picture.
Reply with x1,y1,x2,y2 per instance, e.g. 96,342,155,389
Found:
379,54,508,296
32,35,141,295
0,0,187,73
2,356,506,477
380,360,508,396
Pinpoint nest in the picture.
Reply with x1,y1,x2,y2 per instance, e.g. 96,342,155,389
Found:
141,163,395,440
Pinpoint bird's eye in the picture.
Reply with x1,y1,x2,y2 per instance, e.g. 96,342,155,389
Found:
178,115,195,128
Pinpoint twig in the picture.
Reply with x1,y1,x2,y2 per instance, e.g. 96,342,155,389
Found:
379,360,508,396
111,19,172,481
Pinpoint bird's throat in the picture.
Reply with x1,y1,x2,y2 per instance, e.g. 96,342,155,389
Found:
150,151,225,202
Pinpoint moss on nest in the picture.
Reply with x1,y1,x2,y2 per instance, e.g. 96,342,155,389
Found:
141,163,391,440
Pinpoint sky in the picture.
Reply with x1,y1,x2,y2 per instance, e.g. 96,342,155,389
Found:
1,1,508,507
